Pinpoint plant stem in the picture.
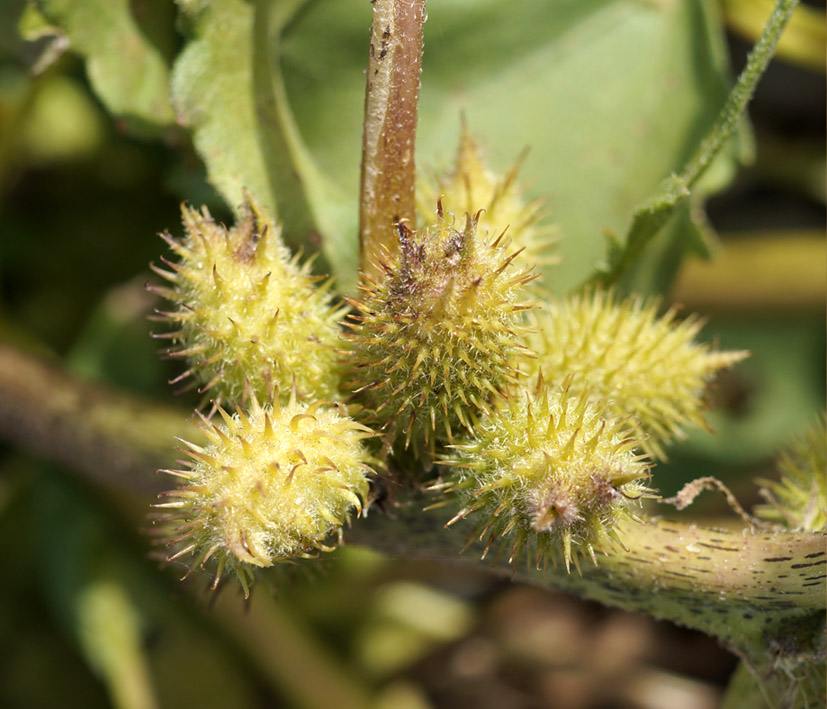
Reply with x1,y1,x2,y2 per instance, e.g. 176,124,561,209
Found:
349,499,825,635
350,497,826,703
681,0,799,189
0,343,822,673
358,0,426,280
0,344,195,494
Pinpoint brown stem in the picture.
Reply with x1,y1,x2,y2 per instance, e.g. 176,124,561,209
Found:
358,0,426,280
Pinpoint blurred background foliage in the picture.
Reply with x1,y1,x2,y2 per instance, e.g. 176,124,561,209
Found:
0,0,823,707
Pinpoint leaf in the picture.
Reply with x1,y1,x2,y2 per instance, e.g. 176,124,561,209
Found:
278,0,748,294
591,0,798,292
171,0,358,290
36,0,175,135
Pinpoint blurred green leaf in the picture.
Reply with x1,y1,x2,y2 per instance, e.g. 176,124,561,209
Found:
171,0,357,289
75,578,158,709
36,0,175,134
279,0,745,294
19,74,106,163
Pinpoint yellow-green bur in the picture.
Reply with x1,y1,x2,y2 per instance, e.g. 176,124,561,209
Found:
755,414,826,532
528,290,749,460
418,126,557,266
342,207,537,454
151,391,374,597
149,194,344,405
438,380,653,573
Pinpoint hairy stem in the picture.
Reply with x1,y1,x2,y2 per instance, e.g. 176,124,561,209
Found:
0,343,822,666
358,0,426,280
349,498,825,640
682,0,799,188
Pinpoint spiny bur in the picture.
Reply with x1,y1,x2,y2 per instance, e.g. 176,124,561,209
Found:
150,390,373,596
436,378,653,572
342,201,537,454
149,193,344,405
755,414,826,532
418,126,556,265
529,290,749,459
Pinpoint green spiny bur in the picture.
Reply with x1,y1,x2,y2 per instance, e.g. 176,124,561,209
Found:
756,414,826,532
151,390,374,597
437,378,653,572
529,290,748,459
342,203,537,454
150,193,344,405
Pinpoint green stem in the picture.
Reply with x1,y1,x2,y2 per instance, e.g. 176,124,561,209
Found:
0,344,195,494
0,343,822,683
681,0,799,189
349,498,825,637
350,497,826,704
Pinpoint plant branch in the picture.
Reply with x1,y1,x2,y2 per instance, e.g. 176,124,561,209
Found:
0,342,822,664
682,0,799,188
0,344,195,495
350,498,825,643
358,0,426,280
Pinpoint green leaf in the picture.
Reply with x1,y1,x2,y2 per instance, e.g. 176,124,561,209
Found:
171,0,357,290
36,0,175,135
591,0,798,292
278,0,747,294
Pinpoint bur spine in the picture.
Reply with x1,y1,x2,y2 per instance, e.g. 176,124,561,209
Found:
342,204,537,453
438,379,652,571
529,290,748,459
149,193,344,404
151,391,373,596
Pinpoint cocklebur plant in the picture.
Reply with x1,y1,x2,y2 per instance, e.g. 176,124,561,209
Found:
149,388,373,597
4,0,820,705
342,202,537,454
528,290,750,459
147,0,773,597
149,186,744,591
435,378,653,572
148,192,344,406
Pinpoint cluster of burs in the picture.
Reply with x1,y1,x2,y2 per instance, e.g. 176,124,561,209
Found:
148,131,746,594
